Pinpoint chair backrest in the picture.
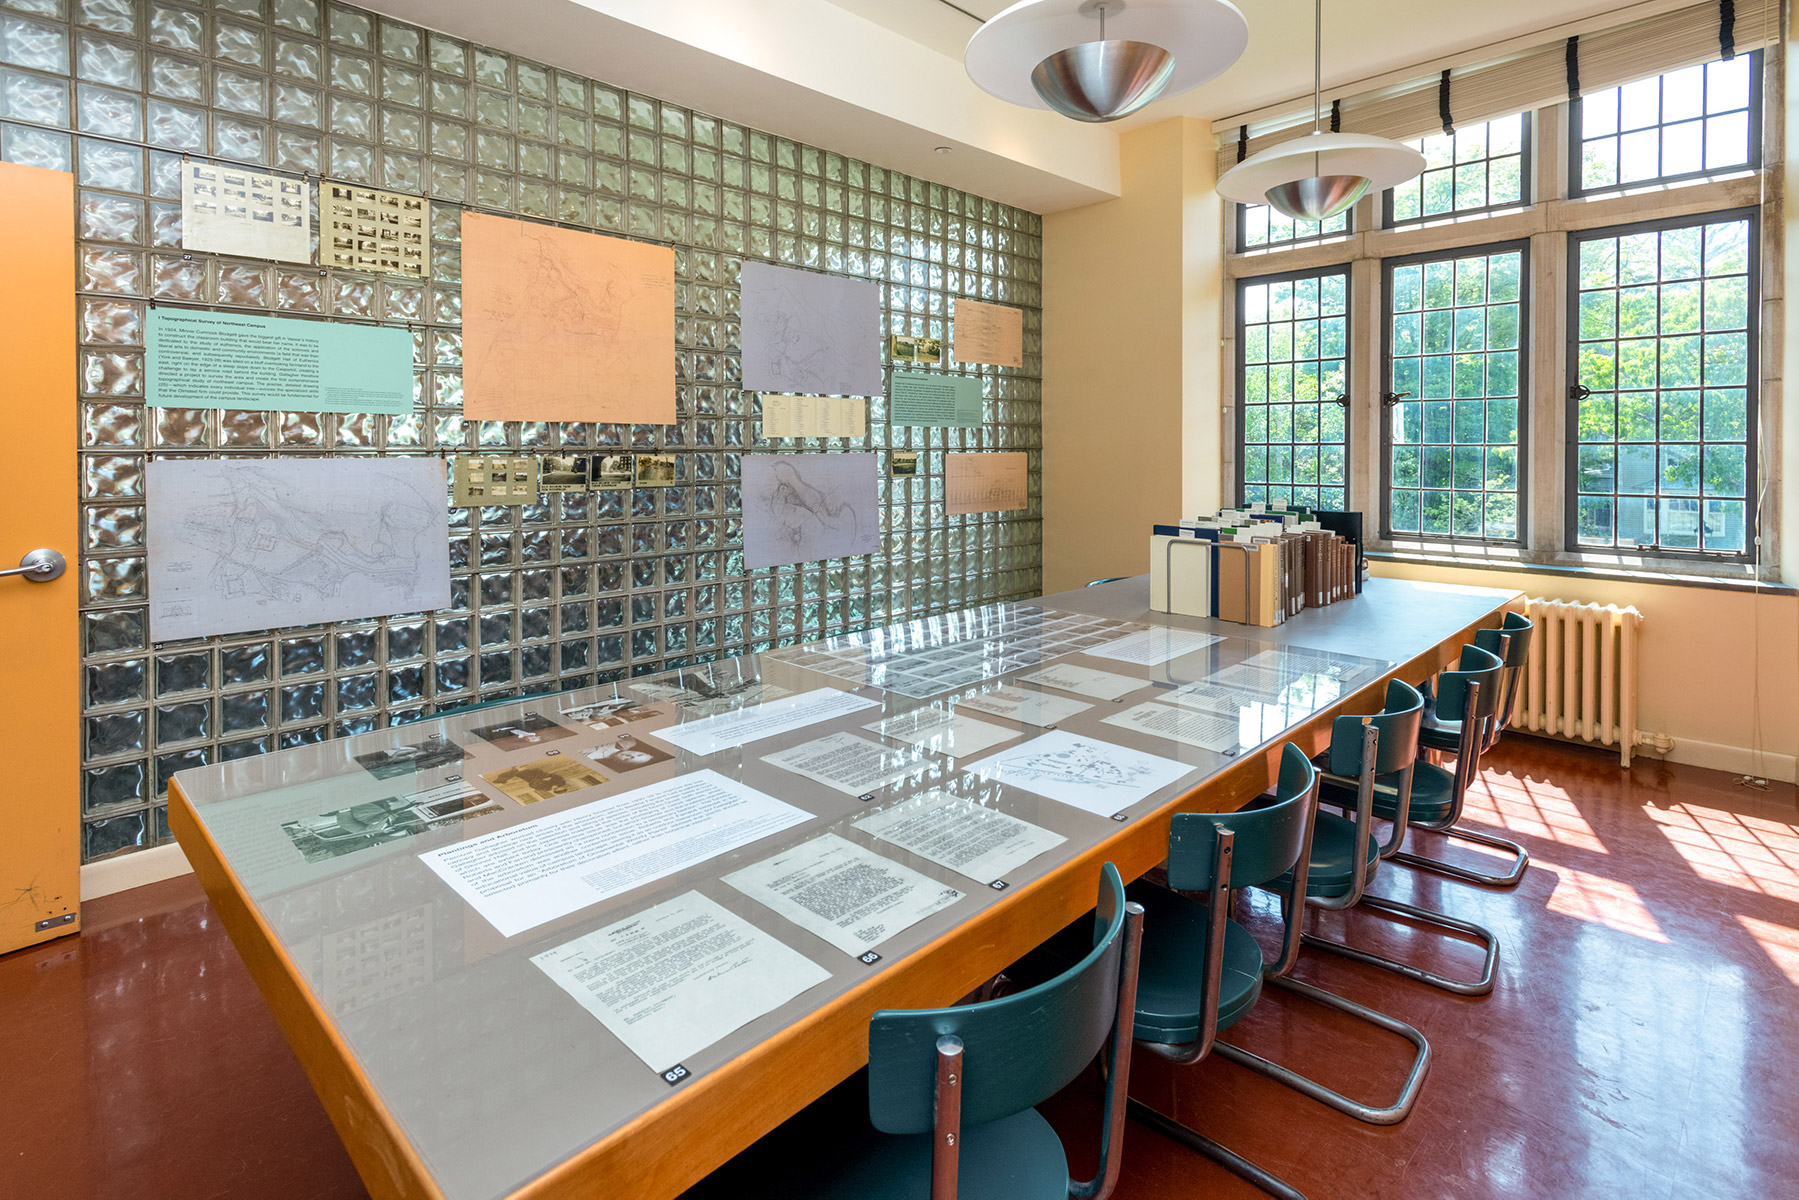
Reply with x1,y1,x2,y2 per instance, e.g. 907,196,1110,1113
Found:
866,862,1129,1135
1436,643,1505,725
1167,743,1318,892
1326,679,1424,779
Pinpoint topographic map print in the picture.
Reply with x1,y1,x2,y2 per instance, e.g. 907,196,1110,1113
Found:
461,212,675,423
741,453,880,568
739,261,884,396
146,458,451,641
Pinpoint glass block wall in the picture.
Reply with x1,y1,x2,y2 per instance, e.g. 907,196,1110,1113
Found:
0,0,1044,862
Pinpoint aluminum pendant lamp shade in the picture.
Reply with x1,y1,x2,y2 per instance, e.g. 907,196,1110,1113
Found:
1030,37,1174,122
1217,131,1427,219
967,0,1248,123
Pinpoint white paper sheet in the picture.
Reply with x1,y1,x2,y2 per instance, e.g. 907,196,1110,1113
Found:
854,791,1065,884
955,686,1092,727
762,731,922,797
1205,662,1303,699
722,833,963,956
650,687,881,756
181,160,311,262
864,706,1020,759
1240,646,1385,688
966,730,1195,818
1013,663,1145,702
146,458,451,642
1154,681,1254,717
1104,702,1246,754
417,770,813,937
531,891,830,1074
1086,627,1225,666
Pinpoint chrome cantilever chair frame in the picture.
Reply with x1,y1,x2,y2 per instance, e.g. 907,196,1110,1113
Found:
1211,723,1432,1128
1404,621,1533,888
1304,665,1502,997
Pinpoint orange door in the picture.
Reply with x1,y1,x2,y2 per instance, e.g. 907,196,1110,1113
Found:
0,161,79,954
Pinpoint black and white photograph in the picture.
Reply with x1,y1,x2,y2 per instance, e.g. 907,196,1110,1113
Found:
635,453,677,486
353,737,468,780
559,696,666,728
891,450,920,477
538,454,591,493
470,711,575,751
280,785,501,864
582,734,674,774
593,453,635,490
481,755,607,805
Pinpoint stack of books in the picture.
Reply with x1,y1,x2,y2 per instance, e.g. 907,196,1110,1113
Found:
1148,505,1362,627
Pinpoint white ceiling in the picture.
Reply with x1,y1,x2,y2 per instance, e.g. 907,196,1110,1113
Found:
827,0,1696,126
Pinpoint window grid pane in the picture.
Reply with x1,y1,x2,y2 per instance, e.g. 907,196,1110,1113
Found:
1386,112,1531,226
1384,244,1526,542
1238,267,1350,510
1237,202,1349,252
1573,53,1760,196
1569,212,1756,556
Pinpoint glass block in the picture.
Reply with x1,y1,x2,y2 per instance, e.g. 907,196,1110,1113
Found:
273,35,319,82
77,83,139,137
149,6,203,55
213,114,266,162
214,21,265,69
2,121,70,168
329,92,370,138
86,708,145,756
155,699,211,743
86,657,144,706
273,0,318,34
146,97,204,150
84,760,145,813
219,641,271,684
329,49,371,94
216,262,268,306
81,246,141,294
214,68,267,116
2,15,67,74
84,606,144,654
75,33,136,88
273,126,318,172
85,811,148,857
79,190,140,242
221,688,271,732
3,65,68,124
327,134,369,179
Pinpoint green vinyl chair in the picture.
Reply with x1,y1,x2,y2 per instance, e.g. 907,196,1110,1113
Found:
1123,744,1427,1200
1407,612,1535,888
683,862,1144,1200
1303,651,1503,996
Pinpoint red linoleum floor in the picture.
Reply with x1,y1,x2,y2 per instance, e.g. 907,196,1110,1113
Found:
3,737,1795,1200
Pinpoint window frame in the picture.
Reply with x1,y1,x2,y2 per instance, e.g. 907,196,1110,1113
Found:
1234,202,1353,254
1568,50,1764,199
1233,261,1354,510
1562,206,1760,562
1378,237,1533,547
1382,112,1535,228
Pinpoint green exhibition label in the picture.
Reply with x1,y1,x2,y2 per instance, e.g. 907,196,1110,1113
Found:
889,370,984,427
146,308,414,414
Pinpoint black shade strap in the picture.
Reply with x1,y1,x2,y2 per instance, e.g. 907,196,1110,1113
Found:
1566,36,1580,100
1330,98,1342,132
1719,0,1736,60
1237,124,1248,163
1438,69,1453,135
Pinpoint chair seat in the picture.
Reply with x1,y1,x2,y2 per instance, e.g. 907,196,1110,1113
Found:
1273,810,1378,899
1126,881,1265,1043
683,1073,1069,1200
1317,759,1456,829
1417,708,1465,753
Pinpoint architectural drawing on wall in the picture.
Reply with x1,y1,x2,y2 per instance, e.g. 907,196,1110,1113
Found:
461,212,676,423
952,298,1026,367
145,458,451,643
741,453,880,568
324,182,430,278
946,452,1029,515
180,160,310,263
739,261,884,396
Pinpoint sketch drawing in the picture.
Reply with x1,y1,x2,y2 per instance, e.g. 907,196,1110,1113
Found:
146,458,451,643
998,740,1156,791
739,261,884,396
741,453,880,568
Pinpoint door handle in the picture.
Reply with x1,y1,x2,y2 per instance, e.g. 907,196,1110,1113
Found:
1,549,66,582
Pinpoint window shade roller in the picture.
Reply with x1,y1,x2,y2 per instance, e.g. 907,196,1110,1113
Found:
1214,0,1775,177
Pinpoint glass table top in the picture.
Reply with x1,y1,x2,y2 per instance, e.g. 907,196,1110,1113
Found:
172,575,1516,1200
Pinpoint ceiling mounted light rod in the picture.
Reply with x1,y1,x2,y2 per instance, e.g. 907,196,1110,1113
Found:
1215,0,1425,221
966,0,1248,124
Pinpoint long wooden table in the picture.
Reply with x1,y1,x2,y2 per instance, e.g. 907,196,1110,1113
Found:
170,575,1521,1200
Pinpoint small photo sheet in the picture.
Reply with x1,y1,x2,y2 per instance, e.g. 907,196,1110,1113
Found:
955,686,1091,727
532,890,830,1075
722,833,963,956
864,706,1019,759
1087,628,1225,667
1013,663,1145,702
854,791,1065,885
481,755,607,805
967,730,1194,818
762,731,922,797
470,712,573,751
651,687,881,756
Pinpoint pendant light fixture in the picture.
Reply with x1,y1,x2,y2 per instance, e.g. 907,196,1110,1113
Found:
1216,0,1424,220
966,0,1249,124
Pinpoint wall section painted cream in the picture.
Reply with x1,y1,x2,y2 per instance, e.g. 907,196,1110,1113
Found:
1042,118,1223,594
